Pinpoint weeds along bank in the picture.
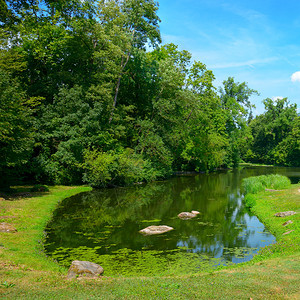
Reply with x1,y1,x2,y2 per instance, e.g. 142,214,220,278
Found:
0,180,299,299
242,175,299,260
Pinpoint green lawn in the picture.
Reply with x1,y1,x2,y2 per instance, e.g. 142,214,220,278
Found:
0,184,299,299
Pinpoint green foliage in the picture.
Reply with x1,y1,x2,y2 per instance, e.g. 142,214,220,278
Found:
273,116,300,167
30,185,49,193
242,174,291,195
1,0,297,188
82,148,158,187
244,194,257,208
242,178,264,194
0,69,34,187
249,98,298,166
219,77,259,167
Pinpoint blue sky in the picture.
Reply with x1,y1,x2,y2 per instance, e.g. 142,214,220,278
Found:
157,0,300,115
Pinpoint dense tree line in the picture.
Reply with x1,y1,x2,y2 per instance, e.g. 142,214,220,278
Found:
247,98,299,166
0,0,299,189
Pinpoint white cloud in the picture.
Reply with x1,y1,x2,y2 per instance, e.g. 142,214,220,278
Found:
291,71,300,82
272,96,284,101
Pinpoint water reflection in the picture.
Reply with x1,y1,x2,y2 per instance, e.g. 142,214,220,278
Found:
45,166,300,275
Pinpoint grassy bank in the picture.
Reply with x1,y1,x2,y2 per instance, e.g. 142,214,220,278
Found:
0,184,299,299
240,162,274,167
0,186,92,272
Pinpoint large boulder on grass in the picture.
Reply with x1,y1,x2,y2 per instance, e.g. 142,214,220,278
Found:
67,261,104,279
139,225,174,236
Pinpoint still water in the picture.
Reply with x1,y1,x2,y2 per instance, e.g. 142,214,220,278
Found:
44,166,300,276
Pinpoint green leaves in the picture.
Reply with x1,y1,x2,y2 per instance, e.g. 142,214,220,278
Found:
249,98,298,165
0,69,34,187
82,148,157,187
4,0,296,188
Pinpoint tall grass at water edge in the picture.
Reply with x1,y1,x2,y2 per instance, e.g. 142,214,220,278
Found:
242,174,291,194
242,174,291,208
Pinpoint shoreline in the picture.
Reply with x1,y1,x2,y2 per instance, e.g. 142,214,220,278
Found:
0,183,299,299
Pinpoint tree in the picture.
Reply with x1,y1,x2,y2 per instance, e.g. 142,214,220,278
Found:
250,97,298,165
0,69,33,188
273,116,300,167
219,77,258,167
98,0,161,123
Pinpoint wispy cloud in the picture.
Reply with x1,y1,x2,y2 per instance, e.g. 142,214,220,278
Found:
159,0,300,112
211,57,279,69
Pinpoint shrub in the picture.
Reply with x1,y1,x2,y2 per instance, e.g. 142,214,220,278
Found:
82,148,159,188
30,184,49,192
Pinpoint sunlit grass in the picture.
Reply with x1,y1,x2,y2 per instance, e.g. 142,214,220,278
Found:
0,186,92,272
242,174,291,194
0,183,299,299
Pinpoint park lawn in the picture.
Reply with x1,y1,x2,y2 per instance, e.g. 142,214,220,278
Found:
0,184,299,299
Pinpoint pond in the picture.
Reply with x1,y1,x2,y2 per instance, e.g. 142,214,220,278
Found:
44,166,300,276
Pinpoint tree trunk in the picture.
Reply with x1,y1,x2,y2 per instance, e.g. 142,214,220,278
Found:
109,52,131,124
185,109,194,124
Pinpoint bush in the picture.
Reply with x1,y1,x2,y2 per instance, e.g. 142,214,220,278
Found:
82,148,160,188
30,184,49,192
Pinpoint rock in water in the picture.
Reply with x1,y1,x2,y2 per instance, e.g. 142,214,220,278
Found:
274,211,296,217
0,222,17,233
139,225,174,236
67,261,104,279
191,210,200,215
178,212,198,220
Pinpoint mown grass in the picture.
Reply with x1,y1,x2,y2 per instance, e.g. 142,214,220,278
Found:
243,178,299,261
0,183,299,299
0,186,92,272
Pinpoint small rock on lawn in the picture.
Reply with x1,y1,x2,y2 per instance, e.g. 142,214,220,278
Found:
274,211,296,217
282,220,293,227
0,222,17,233
283,230,295,235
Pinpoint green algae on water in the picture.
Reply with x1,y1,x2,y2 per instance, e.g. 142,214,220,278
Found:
50,246,235,276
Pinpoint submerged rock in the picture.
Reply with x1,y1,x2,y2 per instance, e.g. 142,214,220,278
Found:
178,211,200,220
274,211,296,217
191,210,200,215
139,225,174,236
67,260,104,279
0,222,17,233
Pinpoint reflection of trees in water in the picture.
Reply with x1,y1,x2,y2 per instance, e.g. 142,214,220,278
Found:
45,167,279,263
45,182,174,251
